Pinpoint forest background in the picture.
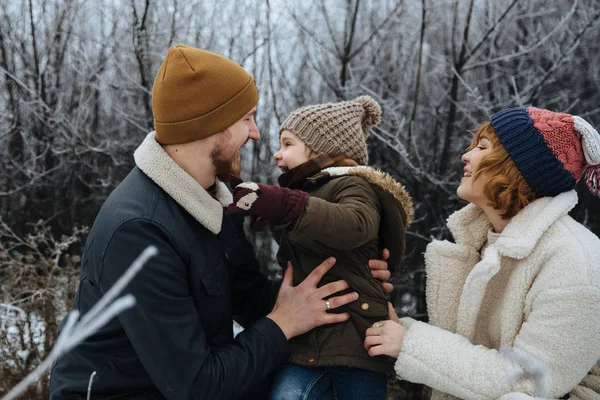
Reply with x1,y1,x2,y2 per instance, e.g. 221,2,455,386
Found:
1,0,600,398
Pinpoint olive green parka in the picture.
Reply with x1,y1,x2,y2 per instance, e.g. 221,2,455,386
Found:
276,161,414,374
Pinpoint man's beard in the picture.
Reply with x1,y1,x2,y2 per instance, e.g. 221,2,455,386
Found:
210,134,239,182
230,150,242,177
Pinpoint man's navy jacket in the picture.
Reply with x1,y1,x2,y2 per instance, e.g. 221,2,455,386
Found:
49,166,290,399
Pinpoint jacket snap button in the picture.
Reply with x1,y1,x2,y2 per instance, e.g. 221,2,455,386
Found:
308,357,315,363
361,302,369,310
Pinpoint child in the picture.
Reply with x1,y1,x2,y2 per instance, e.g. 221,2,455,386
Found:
226,96,414,399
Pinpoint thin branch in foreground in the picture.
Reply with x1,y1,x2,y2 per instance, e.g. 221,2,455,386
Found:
2,246,158,400
87,371,96,400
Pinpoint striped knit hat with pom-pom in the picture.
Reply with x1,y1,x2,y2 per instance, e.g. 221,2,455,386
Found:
490,106,600,197
279,95,382,165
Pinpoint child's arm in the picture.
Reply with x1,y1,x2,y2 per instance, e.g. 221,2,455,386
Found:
288,176,380,252
226,181,309,225
226,176,380,251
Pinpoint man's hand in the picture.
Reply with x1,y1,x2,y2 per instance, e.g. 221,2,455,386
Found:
369,248,393,293
267,258,358,340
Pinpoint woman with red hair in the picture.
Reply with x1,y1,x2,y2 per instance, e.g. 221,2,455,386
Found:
365,107,600,400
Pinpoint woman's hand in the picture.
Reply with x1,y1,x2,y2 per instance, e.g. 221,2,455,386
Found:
364,303,406,358
387,301,400,323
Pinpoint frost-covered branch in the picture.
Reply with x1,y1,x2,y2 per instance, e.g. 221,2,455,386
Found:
86,371,96,400
2,246,158,400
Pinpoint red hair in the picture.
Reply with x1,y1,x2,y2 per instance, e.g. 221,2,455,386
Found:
468,122,539,218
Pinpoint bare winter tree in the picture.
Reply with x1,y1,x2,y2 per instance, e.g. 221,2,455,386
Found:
1,0,600,398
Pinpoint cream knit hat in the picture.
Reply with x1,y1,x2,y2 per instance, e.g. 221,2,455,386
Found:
279,95,382,165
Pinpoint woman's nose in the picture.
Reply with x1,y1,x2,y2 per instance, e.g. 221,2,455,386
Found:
461,151,469,164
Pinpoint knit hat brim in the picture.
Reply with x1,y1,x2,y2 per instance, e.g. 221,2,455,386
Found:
490,107,577,197
155,78,258,145
279,96,381,165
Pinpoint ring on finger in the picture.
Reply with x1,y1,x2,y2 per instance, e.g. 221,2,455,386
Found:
325,300,331,311
372,321,383,328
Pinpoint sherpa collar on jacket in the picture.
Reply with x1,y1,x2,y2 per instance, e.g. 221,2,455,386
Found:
427,190,579,342
133,132,233,234
446,190,578,259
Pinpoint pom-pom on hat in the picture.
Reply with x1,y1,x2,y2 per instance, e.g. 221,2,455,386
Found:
279,95,382,165
490,106,600,197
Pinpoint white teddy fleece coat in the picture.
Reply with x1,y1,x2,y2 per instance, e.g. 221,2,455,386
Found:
394,191,600,400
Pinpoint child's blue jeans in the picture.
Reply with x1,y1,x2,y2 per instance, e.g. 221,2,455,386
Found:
270,364,387,400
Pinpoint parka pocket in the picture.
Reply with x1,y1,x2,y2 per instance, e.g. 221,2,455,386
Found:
345,294,388,319
330,293,389,347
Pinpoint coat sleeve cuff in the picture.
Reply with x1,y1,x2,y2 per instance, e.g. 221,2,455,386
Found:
393,321,485,398
393,321,530,400
250,317,291,364
399,317,418,329
394,320,432,382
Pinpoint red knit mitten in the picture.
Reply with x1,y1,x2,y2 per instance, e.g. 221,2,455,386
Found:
226,182,309,225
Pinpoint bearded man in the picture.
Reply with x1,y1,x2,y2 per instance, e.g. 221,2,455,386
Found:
49,45,391,400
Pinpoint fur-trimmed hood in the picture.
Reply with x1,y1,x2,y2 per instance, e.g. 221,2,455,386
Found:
317,166,414,225
311,166,414,273
133,132,232,234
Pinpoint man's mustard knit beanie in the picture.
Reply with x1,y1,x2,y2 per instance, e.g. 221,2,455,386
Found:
152,44,259,144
